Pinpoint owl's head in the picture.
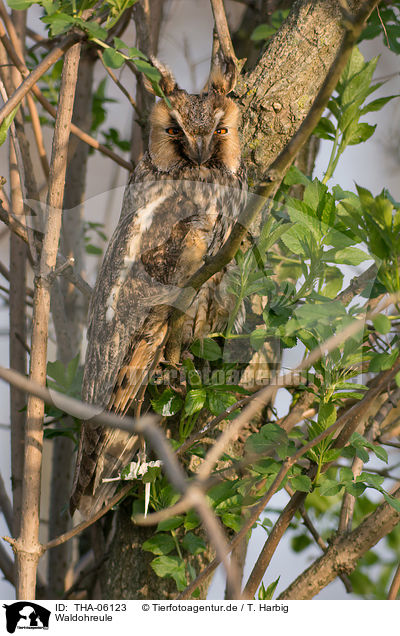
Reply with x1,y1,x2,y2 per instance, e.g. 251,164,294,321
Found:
145,59,241,174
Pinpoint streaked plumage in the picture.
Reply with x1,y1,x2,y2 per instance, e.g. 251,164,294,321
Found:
70,60,247,516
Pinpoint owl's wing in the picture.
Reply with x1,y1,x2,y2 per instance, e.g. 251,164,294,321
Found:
71,180,214,515
71,167,248,516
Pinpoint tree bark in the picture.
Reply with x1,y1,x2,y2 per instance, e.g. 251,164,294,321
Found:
236,0,364,185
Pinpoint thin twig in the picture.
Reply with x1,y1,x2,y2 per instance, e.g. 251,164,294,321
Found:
210,0,238,64
98,50,140,114
0,363,241,598
388,562,400,599
44,484,133,550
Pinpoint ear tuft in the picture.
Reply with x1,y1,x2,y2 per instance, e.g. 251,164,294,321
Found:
143,58,179,96
209,58,237,95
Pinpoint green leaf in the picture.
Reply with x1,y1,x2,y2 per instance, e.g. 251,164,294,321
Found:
279,223,313,256
258,577,280,600
221,512,243,532
361,94,400,115
372,314,391,334
357,472,385,489
314,116,336,140
318,479,342,497
182,532,206,555
150,555,187,591
133,59,161,83
331,247,371,265
151,388,183,417
318,402,337,429
191,338,222,361
142,533,175,555
6,0,35,8
369,350,398,373
245,423,289,456
184,388,206,416
156,515,184,532
85,244,103,255
290,474,312,493
344,481,366,497
102,48,125,69
283,165,310,187
80,20,108,41
42,12,76,36
184,510,201,530
291,534,312,552
250,23,276,41
0,103,21,146
346,122,376,146
207,389,238,416
142,465,162,484
371,444,388,464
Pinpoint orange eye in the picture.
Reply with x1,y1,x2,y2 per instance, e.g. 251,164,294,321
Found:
166,126,181,135
214,127,228,135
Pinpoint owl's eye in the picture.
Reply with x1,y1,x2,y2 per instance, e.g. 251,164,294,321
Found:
214,127,228,135
166,126,181,135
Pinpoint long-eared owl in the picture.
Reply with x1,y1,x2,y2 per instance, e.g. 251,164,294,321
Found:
70,59,247,516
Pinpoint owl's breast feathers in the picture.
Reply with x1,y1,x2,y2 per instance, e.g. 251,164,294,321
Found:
70,154,247,516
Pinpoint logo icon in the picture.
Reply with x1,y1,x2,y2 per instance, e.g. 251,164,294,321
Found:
3,602,50,633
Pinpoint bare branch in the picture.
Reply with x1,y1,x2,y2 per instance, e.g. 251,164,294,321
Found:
338,389,400,534
285,485,353,593
16,41,82,600
44,484,133,551
210,0,238,63
388,562,400,600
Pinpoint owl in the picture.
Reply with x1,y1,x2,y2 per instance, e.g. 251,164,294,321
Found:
70,59,247,517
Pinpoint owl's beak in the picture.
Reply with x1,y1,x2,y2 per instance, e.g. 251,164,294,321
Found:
194,137,209,165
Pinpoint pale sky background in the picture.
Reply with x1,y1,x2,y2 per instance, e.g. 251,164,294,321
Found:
0,0,400,600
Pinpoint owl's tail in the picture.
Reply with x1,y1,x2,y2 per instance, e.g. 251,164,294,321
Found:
70,322,168,518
